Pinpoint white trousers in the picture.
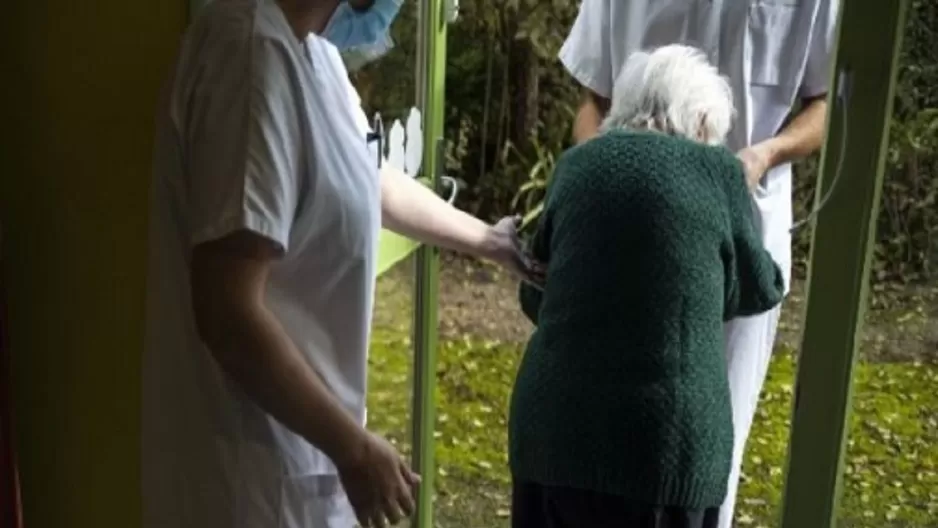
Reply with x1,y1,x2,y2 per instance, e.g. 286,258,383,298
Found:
718,306,783,528
291,489,357,528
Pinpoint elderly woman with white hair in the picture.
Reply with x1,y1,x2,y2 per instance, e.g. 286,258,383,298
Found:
507,45,786,528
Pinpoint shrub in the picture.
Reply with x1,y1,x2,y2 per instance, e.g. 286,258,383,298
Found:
355,0,938,284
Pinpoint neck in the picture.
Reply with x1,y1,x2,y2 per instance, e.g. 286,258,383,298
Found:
276,0,339,38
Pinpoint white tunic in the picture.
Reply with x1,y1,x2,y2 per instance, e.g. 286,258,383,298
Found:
142,0,377,525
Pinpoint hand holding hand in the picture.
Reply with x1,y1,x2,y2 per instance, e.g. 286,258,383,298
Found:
337,431,420,528
483,215,546,287
737,143,775,191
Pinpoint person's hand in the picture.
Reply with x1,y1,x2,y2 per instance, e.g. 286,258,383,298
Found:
337,431,420,528
483,215,546,287
737,143,775,191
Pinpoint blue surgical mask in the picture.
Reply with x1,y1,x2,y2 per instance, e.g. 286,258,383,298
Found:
340,35,395,72
323,0,404,50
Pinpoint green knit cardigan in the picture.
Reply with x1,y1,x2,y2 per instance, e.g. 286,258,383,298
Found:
509,129,786,509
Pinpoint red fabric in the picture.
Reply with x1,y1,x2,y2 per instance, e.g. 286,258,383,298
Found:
0,229,23,528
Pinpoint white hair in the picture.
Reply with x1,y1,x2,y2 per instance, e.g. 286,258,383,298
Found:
599,44,735,146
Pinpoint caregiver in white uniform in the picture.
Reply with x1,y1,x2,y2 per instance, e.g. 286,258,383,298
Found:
557,0,838,526
143,1,540,527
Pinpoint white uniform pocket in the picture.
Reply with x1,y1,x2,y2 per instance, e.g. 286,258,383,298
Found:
748,0,802,89
640,0,698,50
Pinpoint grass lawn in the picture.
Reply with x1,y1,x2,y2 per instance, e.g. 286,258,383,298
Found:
366,332,938,528
366,258,938,526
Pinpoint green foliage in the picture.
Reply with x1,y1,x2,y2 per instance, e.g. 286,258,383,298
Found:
791,2,938,284
355,0,938,284
508,140,555,231
354,0,580,220
366,334,938,527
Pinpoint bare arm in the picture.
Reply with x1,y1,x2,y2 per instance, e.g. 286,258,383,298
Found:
380,165,496,258
740,96,829,188
190,232,366,467
380,165,543,284
573,89,611,144
764,96,829,167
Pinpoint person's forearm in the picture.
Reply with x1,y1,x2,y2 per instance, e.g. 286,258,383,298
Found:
380,165,495,258
761,96,828,168
199,300,366,467
573,90,610,144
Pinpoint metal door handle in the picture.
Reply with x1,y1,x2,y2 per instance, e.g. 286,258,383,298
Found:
432,138,459,205
440,176,459,205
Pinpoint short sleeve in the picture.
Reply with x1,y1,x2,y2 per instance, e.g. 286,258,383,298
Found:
799,0,840,98
558,0,614,99
181,36,304,251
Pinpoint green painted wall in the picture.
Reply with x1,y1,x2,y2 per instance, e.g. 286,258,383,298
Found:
0,2,186,526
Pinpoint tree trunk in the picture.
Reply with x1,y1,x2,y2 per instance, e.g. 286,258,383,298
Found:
509,38,540,150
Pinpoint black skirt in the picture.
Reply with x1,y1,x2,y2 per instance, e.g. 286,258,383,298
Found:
512,481,720,528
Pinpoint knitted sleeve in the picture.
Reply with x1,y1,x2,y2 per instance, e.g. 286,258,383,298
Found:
722,160,787,320
519,266,545,325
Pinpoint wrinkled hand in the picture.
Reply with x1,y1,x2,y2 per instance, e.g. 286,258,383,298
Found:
737,144,774,191
337,431,419,528
484,216,547,287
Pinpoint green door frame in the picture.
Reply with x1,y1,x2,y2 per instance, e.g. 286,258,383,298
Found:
410,1,448,527
780,1,910,527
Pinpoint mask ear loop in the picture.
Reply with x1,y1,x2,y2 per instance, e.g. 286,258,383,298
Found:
790,67,853,233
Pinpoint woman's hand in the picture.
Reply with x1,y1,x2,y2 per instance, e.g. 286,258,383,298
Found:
380,168,546,285
482,216,546,287
337,430,419,528
737,144,774,191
